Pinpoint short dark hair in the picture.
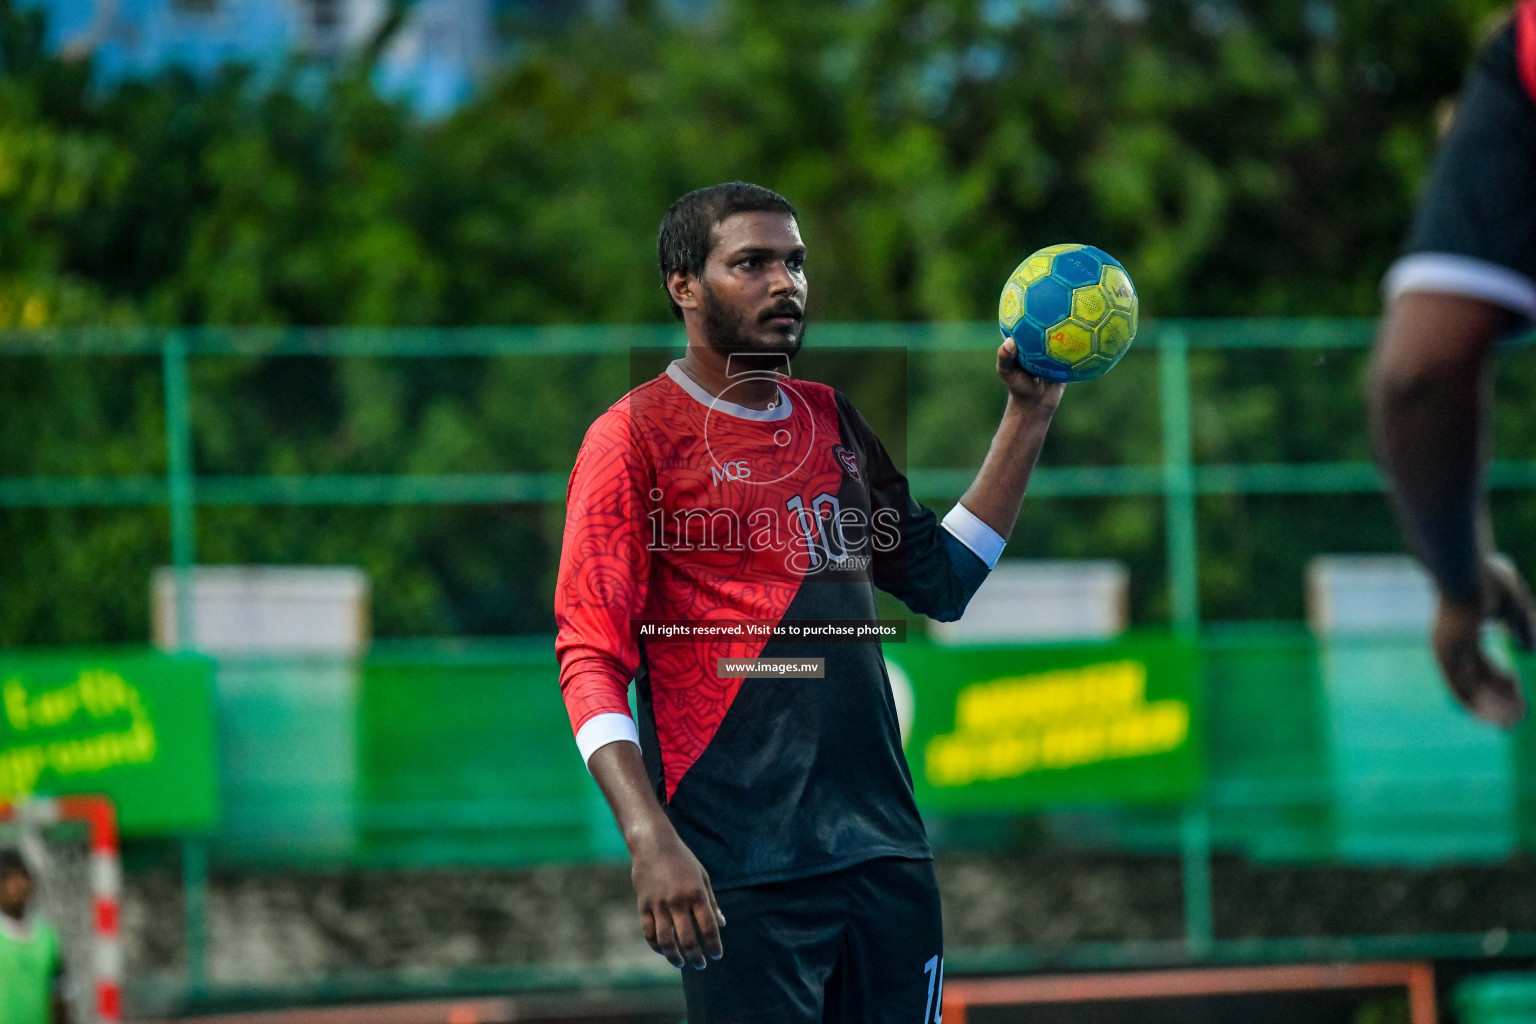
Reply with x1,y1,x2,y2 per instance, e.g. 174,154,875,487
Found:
657,182,799,320
0,848,30,881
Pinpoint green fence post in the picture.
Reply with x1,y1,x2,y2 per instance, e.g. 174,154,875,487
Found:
182,837,209,1000
162,333,208,998
162,332,196,643
1159,328,1200,637
1181,804,1214,958
1162,330,1212,956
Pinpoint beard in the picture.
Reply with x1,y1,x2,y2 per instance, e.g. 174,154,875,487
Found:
700,281,806,368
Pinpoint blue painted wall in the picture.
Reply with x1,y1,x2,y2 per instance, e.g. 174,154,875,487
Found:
18,0,495,116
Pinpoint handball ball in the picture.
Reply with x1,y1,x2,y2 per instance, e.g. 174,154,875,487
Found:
998,244,1138,383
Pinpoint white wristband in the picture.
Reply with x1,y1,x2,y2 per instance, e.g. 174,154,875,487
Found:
575,712,641,769
941,502,1007,568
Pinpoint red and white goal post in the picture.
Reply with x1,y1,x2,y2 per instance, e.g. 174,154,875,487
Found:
0,795,123,1023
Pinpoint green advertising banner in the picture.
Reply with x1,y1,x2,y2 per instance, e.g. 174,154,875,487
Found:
892,634,1203,811
0,651,219,833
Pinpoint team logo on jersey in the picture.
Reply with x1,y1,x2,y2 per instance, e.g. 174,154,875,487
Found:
833,445,860,481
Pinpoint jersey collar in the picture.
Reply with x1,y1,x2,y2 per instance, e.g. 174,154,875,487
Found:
0,912,34,941
666,361,794,422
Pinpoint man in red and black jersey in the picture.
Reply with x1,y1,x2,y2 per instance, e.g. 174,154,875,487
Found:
555,182,1063,1022
1372,2,1536,728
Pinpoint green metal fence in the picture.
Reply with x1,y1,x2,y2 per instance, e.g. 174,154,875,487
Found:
0,318,1399,637
8,318,1536,630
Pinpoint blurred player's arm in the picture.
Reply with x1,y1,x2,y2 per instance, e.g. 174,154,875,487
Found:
850,337,1062,621
1370,10,1536,726
1371,292,1508,602
554,411,724,971
1370,293,1534,726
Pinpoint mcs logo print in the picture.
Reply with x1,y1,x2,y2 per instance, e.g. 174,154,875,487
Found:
711,460,752,485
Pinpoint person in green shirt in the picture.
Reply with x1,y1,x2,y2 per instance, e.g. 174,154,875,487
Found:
0,850,69,1024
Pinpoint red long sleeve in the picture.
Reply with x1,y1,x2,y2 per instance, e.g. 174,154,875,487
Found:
554,400,653,736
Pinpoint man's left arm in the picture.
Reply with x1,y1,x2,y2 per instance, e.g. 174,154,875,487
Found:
956,338,1066,540
858,338,1062,620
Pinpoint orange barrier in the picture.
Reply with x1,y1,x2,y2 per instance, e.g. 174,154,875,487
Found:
143,1000,515,1024
942,961,1437,1024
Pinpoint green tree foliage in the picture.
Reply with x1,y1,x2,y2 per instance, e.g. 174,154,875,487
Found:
0,0,1520,642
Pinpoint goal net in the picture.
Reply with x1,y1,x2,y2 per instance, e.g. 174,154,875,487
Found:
0,796,122,1024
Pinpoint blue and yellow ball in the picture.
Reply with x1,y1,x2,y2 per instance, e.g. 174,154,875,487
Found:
998,244,1138,383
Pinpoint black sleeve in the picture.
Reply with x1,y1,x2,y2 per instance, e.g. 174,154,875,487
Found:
1391,20,1536,311
833,390,990,622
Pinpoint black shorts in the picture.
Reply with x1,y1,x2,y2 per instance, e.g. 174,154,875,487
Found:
681,856,945,1024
